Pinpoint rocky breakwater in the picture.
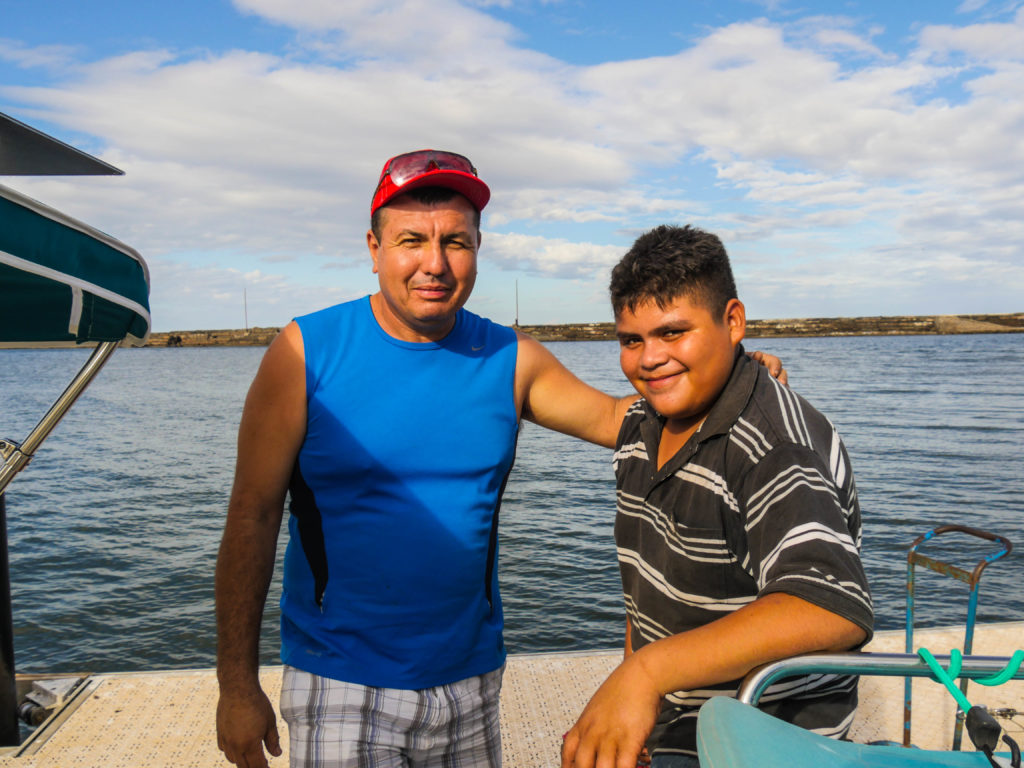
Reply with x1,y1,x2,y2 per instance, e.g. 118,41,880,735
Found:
747,312,1024,338
150,327,281,347
145,313,1023,347
513,313,1024,342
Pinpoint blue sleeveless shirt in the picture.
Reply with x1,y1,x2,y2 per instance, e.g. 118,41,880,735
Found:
282,297,519,689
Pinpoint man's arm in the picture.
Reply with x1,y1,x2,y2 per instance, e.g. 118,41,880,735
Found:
514,334,788,448
561,593,866,768
215,322,307,768
515,332,635,448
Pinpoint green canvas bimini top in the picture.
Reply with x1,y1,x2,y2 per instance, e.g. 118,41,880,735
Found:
0,182,150,347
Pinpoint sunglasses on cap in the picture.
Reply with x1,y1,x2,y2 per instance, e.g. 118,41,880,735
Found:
371,149,490,215
378,150,478,188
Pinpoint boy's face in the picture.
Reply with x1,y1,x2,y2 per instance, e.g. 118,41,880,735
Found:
616,293,745,429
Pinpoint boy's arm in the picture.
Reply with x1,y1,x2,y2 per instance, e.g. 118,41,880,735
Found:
561,593,866,768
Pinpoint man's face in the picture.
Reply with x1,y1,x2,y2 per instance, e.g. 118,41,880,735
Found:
367,194,480,342
616,293,745,428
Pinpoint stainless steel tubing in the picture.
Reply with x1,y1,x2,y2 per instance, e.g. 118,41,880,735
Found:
738,652,1024,707
0,340,119,495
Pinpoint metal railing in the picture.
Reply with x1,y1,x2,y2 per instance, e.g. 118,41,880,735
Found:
738,650,1024,707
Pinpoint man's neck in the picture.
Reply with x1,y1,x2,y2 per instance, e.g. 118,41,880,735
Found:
369,292,457,343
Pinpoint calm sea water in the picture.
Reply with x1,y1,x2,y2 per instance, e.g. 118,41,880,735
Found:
1,334,1022,675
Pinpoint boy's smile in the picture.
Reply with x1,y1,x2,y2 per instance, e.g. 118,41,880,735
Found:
616,293,745,435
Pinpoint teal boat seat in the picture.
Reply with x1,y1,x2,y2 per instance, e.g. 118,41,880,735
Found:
697,696,1013,768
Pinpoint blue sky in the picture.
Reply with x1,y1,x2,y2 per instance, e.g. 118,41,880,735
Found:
2,0,1023,331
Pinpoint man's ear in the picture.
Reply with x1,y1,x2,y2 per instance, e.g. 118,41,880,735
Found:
725,298,746,345
367,229,380,274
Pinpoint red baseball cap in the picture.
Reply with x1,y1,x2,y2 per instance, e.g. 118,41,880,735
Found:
370,149,490,215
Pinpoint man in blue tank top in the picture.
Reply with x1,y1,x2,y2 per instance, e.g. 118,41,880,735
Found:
214,151,786,768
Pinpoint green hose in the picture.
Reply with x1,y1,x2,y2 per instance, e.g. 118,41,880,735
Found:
916,648,1024,708
917,647,1023,768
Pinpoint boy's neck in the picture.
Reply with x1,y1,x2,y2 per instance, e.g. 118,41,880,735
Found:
657,413,708,470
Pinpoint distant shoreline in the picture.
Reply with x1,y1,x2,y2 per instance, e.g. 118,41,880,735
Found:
145,312,1024,347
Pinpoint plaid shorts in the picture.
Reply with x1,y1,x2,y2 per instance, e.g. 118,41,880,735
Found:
280,665,504,768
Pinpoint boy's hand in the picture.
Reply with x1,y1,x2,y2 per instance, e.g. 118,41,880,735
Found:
561,655,662,768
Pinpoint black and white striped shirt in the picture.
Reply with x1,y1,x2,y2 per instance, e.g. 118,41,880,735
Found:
614,349,874,757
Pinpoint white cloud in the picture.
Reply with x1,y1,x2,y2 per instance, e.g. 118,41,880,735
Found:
232,0,527,66
484,231,622,278
3,2,1023,327
0,39,79,71
812,28,886,58
919,7,1024,61
147,259,367,331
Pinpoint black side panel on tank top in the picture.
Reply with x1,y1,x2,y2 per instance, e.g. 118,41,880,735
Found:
288,461,328,608
484,430,518,611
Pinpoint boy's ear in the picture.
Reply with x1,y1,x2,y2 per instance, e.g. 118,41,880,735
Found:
724,298,746,346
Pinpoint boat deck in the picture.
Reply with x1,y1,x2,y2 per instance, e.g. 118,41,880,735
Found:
1,623,1021,766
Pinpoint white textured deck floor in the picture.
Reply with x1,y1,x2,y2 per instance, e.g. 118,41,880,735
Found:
0,623,1020,767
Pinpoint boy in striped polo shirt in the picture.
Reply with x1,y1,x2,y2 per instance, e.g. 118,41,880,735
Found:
562,225,873,768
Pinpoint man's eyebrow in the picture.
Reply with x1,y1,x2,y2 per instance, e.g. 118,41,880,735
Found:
391,229,474,240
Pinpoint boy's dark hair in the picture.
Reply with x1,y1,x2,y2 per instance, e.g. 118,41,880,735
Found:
370,186,481,240
610,224,738,318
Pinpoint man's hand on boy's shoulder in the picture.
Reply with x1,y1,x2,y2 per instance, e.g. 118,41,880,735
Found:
561,653,661,768
749,350,788,386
